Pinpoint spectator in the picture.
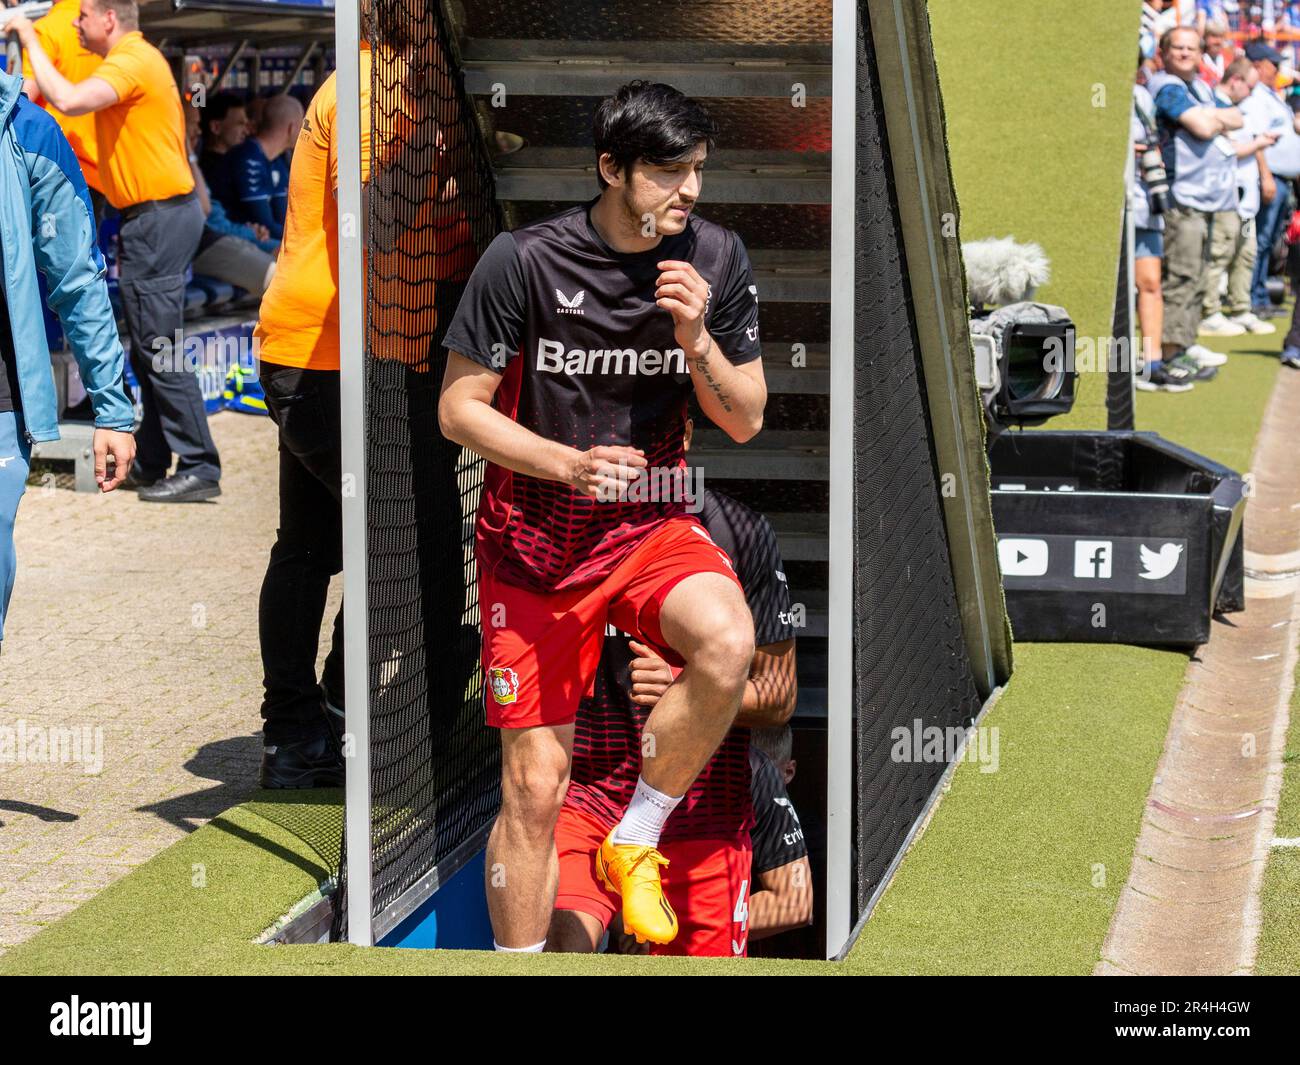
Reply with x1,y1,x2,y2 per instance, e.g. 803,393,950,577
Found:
1239,40,1300,317
747,729,813,943
13,0,221,503
1146,26,1240,387
221,93,303,241
183,104,277,300
1202,58,1280,336
1144,1,1183,39
1197,2,1231,37
197,90,249,205
1200,20,1230,86
0,66,135,654
19,0,105,221
1132,76,1178,389
249,62,354,787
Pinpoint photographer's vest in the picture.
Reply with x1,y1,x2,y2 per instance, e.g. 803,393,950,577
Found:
1148,70,1238,214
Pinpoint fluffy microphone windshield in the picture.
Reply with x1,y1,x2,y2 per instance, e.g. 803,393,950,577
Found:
963,236,1051,309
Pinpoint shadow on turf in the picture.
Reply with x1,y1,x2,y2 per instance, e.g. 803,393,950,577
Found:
206,806,340,887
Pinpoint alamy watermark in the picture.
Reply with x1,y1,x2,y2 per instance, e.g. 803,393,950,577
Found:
890,719,1000,774
0,719,103,775
594,462,705,513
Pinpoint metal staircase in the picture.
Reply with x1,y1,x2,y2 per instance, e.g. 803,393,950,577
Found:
445,0,833,716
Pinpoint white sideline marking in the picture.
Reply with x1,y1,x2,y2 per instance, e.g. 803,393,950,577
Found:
1271,838,1300,848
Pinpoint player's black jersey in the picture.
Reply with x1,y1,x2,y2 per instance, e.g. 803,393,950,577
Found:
442,198,761,592
566,489,795,841
749,747,809,875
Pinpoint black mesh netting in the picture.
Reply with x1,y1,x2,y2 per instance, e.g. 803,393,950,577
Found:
331,0,504,942
1108,208,1136,431
852,3,983,917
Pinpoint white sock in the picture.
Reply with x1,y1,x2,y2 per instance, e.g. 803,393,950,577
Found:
613,777,682,847
493,939,546,953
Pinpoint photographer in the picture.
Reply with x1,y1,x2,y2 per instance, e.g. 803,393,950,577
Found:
1132,73,1173,388
1146,25,1242,388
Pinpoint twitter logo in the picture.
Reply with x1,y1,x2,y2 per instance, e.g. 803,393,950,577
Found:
1139,542,1183,581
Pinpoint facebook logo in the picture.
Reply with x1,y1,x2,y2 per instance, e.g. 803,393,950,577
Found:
1073,540,1113,579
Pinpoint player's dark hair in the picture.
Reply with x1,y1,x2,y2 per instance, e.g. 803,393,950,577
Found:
752,726,793,765
592,81,718,190
206,92,249,125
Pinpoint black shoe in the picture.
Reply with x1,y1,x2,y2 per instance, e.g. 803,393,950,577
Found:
120,465,162,491
138,473,221,503
321,688,346,750
1135,360,1195,392
260,732,344,789
1169,352,1218,381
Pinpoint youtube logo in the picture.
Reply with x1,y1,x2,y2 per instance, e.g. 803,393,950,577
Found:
998,537,1049,577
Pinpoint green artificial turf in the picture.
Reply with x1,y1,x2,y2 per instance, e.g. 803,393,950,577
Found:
1254,655,1300,976
846,643,1186,975
0,794,827,976
929,0,1142,428
1133,326,1282,473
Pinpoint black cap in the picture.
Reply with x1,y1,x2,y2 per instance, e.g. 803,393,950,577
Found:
1245,40,1284,64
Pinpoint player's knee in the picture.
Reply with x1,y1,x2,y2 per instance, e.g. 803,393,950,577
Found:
692,616,755,692
501,755,567,829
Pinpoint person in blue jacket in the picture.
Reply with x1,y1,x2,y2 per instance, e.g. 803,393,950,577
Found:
0,67,135,653
221,93,302,241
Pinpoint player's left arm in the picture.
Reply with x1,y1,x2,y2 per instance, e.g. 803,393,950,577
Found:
733,639,796,727
656,255,766,443
749,857,814,940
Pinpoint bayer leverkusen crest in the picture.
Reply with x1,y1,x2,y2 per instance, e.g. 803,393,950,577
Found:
489,666,519,705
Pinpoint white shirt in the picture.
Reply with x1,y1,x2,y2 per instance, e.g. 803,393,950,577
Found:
1241,81,1300,178
1219,87,1266,219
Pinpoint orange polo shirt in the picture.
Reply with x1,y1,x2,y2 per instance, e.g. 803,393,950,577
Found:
90,31,193,209
22,0,103,193
254,50,372,371
256,45,473,371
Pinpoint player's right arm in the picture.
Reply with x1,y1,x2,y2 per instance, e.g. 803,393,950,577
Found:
438,231,650,498
749,856,813,939
439,353,645,494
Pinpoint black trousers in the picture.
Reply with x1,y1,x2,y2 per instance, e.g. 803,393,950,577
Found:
256,281,475,747
118,195,220,482
258,364,343,744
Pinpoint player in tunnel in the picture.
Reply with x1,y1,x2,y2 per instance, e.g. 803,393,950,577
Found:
439,81,768,951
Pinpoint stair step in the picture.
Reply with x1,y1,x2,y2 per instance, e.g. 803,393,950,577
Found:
764,343,829,394
767,511,828,561
691,428,829,481
497,147,831,173
750,249,829,303
784,586,827,638
462,52,831,98
462,38,833,66
493,164,829,205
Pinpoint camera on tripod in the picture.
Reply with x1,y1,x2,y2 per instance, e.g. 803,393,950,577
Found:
964,237,1077,433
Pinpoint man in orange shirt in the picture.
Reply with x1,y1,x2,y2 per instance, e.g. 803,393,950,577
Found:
252,29,466,786
13,0,221,503
19,0,104,217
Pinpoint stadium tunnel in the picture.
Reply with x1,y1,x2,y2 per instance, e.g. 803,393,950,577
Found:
331,0,1012,959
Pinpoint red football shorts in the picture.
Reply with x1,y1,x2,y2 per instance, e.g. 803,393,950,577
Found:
478,516,744,729
554,805,753,958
